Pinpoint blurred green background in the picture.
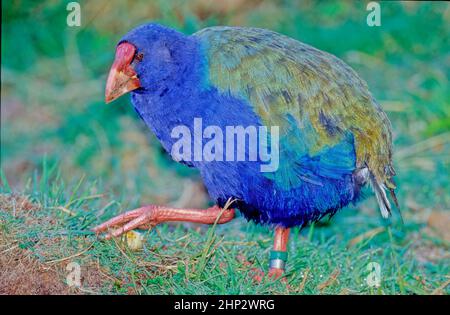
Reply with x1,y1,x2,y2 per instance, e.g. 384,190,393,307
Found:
1,1,449,294
1,0,449,205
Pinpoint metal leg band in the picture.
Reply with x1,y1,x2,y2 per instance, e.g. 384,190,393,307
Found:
269,258,286,270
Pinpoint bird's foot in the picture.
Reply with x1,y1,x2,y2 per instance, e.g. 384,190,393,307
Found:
248,226,290,283
92,204,235,240
251,268,286,283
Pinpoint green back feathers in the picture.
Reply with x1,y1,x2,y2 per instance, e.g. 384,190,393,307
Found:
194,26,396,192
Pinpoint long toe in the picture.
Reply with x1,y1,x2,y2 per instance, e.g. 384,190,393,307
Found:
92,206,153,234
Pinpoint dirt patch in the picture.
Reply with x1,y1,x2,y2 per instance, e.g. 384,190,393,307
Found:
0,194,39,215
0,193,110,294
0,194,68,294
0,246,71,295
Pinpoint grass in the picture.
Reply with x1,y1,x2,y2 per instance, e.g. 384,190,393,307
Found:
1,1,449,294
0,163,448,294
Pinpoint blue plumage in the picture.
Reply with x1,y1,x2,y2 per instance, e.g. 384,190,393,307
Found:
114,23,396,227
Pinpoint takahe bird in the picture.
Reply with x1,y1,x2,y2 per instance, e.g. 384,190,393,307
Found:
93,23,398,278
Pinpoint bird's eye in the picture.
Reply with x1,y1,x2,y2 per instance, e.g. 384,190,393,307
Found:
135,52,144,62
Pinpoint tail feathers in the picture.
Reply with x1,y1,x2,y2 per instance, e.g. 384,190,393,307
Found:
389,187,403,223
369,173,392,219
389,188,400,209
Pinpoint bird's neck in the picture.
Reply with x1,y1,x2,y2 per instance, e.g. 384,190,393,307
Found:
130,37,208,153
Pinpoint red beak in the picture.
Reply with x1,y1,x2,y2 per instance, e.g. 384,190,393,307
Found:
105,42,141,103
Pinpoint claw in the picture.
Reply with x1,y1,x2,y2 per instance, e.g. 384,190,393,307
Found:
251,268,286,283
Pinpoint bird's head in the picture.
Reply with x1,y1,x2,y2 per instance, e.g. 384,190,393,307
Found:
105,23,189,103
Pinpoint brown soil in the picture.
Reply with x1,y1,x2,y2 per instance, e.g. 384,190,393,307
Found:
0,246,71,295
0,194,109,295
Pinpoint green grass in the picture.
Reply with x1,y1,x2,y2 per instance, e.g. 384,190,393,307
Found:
1,1,449,294
0,159,448,294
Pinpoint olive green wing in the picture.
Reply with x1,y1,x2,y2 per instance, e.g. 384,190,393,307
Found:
194,26,397,216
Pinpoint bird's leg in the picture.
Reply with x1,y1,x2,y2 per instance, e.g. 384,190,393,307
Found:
92,205,235,240
252,226,290,282
268,226,290,279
